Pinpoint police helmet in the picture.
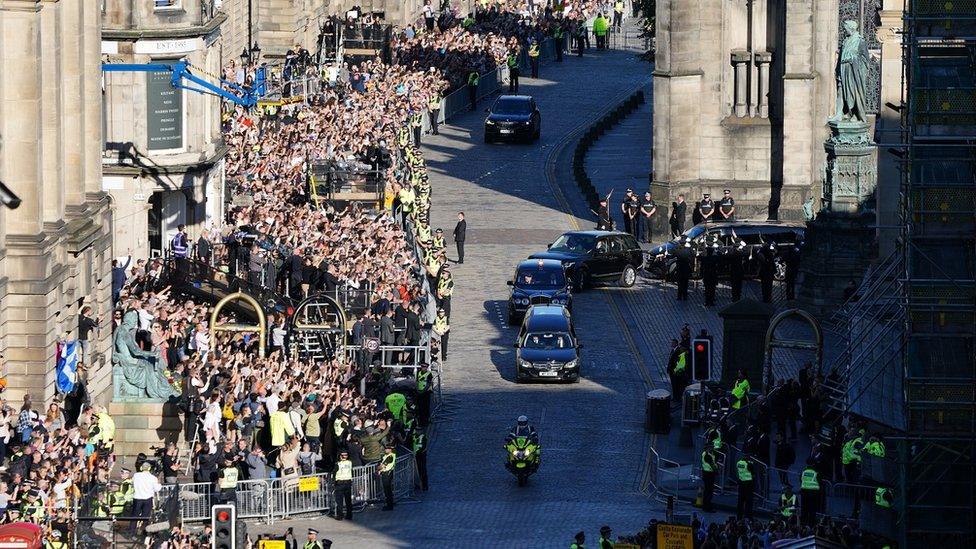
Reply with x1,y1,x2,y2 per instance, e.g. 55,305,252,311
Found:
517,415,529,426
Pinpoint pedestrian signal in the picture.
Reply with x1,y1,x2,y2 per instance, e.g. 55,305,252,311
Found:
212,504,236,549
692,337,712,381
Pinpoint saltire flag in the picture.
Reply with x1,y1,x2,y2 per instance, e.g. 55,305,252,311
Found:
56,340,79,394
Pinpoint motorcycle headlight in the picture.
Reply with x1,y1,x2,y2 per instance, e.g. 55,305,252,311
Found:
565,359,578,369
524,446,534,455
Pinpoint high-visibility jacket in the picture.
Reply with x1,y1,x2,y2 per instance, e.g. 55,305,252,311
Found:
864,440,886,457
842,436,864,465
875,487,892,508
417,370,432,393
218,466,239,489
433,315,449,336
701,450,716,473
736,459,753,482
412,432,427,453
270,410,295,447
593,16,609,36
380,452,396,474
780,493,797,517
335,459,353,481
334,417,348,438
398,187,416,213
410,113,423,128
385,393,408,422
429,95,441,110
614,1,625,14
432,236,446,249
108,491,126,514
304,541,324,549
462,16,475,28
120,479,134,502
91,412,116,449
438,275,454,298
507,54,519,69
528,44,540,58
468,72,480,86
416,223,432,244
707,427,723,450
801,467,820,490
731,378,751,409
674,351,687,374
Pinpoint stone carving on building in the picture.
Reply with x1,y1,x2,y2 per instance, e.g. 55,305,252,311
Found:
835,20,870,124
112,311,180,400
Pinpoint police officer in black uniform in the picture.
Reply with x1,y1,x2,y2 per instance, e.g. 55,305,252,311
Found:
701,241,720,306
675,238,693,301
784,241,801,300
698,193,715,223
759,243,777,303
727,239,747,302
596,197,613,230
620,189,635,235
625,191,640,238
640,192,657,243
718,189,736,220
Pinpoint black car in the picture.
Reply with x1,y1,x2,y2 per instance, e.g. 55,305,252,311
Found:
506,258,572,324
646,220,805,280
529,231,644,291
484,95,541,143
514,305,581,383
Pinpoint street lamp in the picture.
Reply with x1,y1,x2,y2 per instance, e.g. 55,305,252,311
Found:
240,47,250,64
250,42,262,61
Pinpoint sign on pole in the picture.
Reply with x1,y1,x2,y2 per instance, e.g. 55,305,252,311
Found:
655,524,693,549
298,476,321,492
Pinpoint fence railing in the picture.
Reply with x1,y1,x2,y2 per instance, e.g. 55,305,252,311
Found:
77,454,416,526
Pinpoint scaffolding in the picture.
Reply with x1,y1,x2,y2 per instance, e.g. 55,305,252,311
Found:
897,0,976,544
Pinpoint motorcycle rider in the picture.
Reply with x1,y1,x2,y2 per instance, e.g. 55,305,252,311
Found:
505,415,541,473
506,415,539,444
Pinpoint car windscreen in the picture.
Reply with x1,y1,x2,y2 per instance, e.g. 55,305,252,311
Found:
492,98,533,115
516,267,566,288
678,225,707,241
549,233,595,254
523,331,573,350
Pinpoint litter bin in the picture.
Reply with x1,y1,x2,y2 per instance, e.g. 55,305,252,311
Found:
645,389,672,434
682,383,703,426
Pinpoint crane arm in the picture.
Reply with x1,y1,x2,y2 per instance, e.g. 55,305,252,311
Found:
102,61,258,108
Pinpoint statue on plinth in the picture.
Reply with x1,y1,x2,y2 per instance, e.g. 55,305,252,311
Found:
834,19,870,125
112,311,179,400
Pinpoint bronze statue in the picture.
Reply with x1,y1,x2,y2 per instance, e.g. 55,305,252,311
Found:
835,20,870,124
112,311,179,400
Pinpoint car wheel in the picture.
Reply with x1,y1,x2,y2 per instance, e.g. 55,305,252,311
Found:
619,265,637,288
774,257,787,281
507,310,519,325
533,125,541,140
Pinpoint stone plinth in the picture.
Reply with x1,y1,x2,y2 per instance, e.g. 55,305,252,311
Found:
109,400,185,458
796,211,876,316
824,119,878,215
718,299,775,389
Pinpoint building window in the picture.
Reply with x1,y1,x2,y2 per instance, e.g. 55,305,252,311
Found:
154,0,181,9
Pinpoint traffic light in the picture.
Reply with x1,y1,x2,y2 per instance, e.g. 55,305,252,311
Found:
691,337,712,381
212,504,236,549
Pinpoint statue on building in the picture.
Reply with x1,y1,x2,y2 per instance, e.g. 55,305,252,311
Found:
112,311,179,400
834,19,870,124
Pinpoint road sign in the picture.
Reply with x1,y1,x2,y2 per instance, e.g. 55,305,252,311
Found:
257,541,286,549
656,524,693,549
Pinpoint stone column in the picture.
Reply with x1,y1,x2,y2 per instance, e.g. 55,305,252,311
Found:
731,50,751,117
755,51,771,118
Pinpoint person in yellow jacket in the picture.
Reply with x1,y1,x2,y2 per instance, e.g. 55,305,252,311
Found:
433,308,450,362
428,92,442,135
527,39,541,78
89,406,116,453
593,13,609,49
270,409,295,447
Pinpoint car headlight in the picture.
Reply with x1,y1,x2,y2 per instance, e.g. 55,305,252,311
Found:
515,297,529,306
523,120,532,125
565,359,578,369
486,120,495,125
551,297,565,305
518,358,532,367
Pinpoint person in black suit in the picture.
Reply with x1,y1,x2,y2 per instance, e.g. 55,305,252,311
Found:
452,211,466,264
669,194,687,238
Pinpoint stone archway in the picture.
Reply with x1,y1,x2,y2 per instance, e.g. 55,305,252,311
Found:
763,308,823,392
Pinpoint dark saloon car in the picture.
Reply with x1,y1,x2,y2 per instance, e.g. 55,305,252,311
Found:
484,95,541,143
529,231,644,291
514,305,581,383
646,220,806,280
507,258,572,324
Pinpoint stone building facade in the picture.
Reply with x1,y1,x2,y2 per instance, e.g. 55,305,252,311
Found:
0,0,115,405
101,0,227,260
652,0,840,223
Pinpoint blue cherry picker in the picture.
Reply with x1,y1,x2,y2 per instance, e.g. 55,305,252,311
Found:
101,60,265,108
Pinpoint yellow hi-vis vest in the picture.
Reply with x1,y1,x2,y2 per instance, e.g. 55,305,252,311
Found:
433,315,449,336
528,44,540,58
736,459,752,481
380,452,396,473
335,460,353,481
219,467,239,489
801,467,820,490
780,493,797,517
429,95,441,110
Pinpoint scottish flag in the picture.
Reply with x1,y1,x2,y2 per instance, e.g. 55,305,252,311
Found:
56,340,79,394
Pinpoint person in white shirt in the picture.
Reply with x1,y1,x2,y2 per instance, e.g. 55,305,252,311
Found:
131,462,162,532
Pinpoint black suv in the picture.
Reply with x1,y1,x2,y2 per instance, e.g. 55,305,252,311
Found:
506,258,572,324
484,95,541,143
529,231,644,291
514,305,581,383
646,220,805,280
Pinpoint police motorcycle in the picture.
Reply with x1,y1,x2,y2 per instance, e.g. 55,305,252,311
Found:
504,415,541,486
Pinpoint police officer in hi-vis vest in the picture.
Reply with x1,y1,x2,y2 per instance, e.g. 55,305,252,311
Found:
380,444,397,510
333,450,354,520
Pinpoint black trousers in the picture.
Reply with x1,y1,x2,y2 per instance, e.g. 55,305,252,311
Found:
702,470,716,511
413,126,422,147
455,240,464,263
737,481,754,518
382,472,394,508
642,216,654,242
761,276,774,303
623,215,633,235
704,278,717,306
439,332,449,360
425,17,434,31
509,69,519,93
800,489,819,526
334,480,353,518
677,275,689,300
468,85,477,110
530,57,539,78
730,275,743,301
429,109,440,134
576,36,585,56
415,450,429,490
130,498,153,531
555,37,563,61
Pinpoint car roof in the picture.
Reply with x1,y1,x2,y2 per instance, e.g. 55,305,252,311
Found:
517,258,564,271
496,94,534,101
699,220,806,229
560,230,632,237
524,305,571,330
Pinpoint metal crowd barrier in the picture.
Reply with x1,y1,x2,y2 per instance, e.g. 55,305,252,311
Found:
171,454,416,524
